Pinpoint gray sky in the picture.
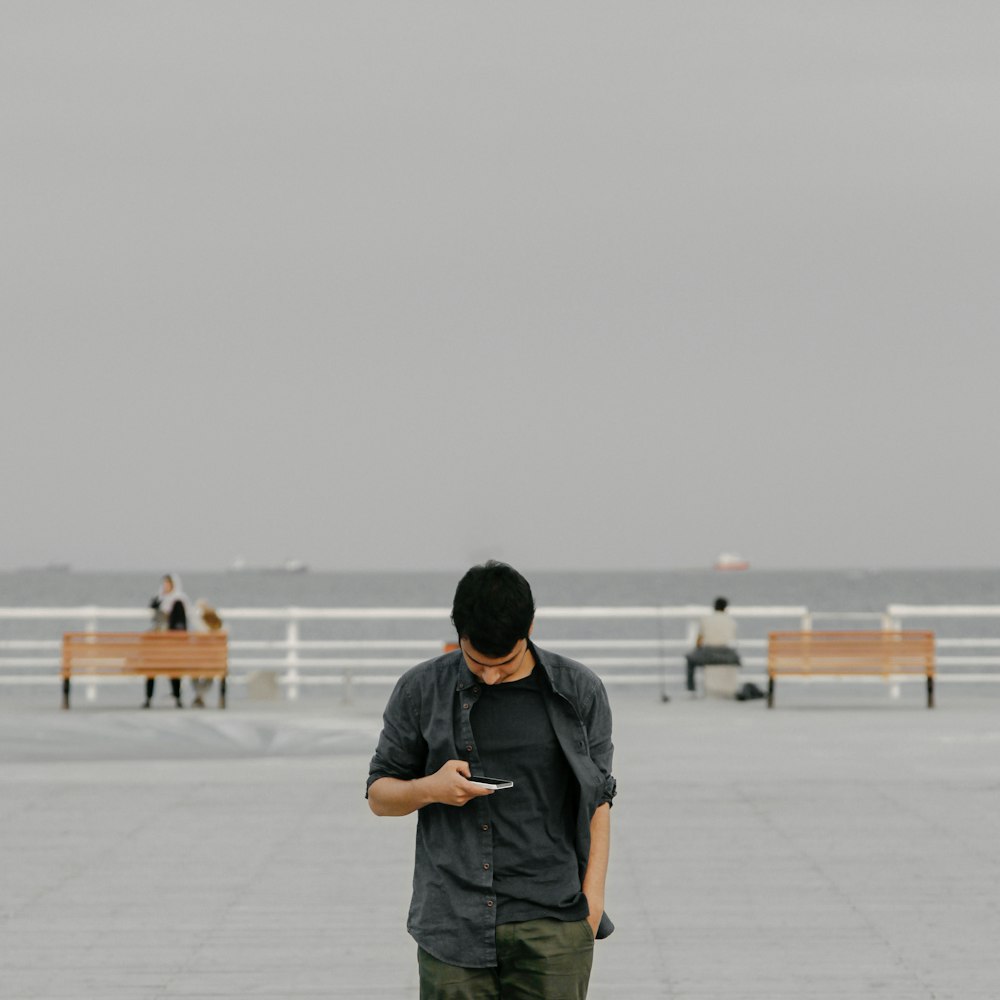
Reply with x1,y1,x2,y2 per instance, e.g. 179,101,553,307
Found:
3,2,999,572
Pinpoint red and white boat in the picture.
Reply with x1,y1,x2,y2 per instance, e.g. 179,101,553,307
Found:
714,552,749,571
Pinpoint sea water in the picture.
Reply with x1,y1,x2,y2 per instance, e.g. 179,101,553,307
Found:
6,567,1000,608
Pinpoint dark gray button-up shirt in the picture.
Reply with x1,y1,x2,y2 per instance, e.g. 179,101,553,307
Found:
366,643,617,968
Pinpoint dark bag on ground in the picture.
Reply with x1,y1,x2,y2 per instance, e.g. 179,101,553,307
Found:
735,682,766,701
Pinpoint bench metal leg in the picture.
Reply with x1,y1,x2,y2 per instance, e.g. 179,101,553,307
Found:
62,677,70,710
927,675,935,709
767,676,775,708
219,677,227,710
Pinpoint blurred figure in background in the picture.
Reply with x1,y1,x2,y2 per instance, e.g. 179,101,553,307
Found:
685,596,741,694
145,573,187,708
190,599,224,708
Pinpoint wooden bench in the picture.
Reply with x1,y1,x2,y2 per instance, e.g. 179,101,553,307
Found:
61,631,228,709
767,630,935,708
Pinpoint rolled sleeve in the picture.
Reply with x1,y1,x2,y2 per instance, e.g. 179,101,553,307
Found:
585,681,617,807
366,675,426,796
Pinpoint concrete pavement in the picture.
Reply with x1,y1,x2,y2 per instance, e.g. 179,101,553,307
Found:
1,680,999,999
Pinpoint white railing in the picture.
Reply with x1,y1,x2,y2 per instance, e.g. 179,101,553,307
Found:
2,604,1000,700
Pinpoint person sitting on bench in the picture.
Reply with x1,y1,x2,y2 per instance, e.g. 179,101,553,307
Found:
685,597,741,693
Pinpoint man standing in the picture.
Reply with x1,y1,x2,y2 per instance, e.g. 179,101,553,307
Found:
367,561,616,1000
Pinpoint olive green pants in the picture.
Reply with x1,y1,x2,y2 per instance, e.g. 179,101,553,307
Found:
418,917,594,1000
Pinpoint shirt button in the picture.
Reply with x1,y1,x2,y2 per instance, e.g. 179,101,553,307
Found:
463,703,470,710
473,686,480,694
481,824,489,832
483,863,490,870
465,745,473,753
486,900,494,908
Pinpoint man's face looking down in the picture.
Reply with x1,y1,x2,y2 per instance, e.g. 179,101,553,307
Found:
460,637,532,686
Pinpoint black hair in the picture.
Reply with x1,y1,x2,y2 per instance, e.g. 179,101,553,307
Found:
714,597,728,612
451,560,535,657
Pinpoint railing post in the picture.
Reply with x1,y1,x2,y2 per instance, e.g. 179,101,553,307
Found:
285,615,300,701
800,612,813,632
657,608,670,703
684,619,699,648
342,622,353,705
883,609,901,698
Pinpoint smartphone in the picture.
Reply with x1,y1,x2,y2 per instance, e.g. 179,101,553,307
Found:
464,775,514,790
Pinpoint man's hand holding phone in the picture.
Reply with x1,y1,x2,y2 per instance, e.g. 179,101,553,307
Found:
425,760,499,807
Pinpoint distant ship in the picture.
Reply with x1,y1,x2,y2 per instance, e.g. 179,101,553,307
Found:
714,552,749,571
229,557,309,574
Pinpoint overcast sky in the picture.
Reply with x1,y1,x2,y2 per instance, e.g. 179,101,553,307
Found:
2,2,998,572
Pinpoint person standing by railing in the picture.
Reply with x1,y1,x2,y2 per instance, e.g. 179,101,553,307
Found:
144,573,186,709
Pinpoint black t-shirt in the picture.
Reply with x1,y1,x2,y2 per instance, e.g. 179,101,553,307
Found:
470,670,587,925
